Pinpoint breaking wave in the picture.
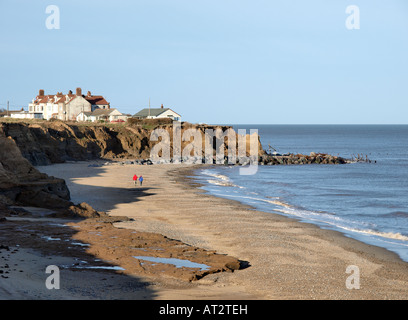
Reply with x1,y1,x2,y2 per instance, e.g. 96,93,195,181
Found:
197,165,408,261
341,228,408,242
201,170,245,189
271,203,408,243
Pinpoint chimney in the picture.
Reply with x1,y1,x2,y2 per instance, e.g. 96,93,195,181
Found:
76,87,82,96
87,91,91,97
39,89,44,96
161,104,164,109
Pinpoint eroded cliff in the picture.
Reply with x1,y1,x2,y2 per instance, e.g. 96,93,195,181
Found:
0,121,263,166
0,120,263,212
0,135,71,209
0,120,347,212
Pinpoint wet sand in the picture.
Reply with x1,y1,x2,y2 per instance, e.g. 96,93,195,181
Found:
2,161,408,300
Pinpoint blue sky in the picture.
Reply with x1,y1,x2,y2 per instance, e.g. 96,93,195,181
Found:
0,0,407,124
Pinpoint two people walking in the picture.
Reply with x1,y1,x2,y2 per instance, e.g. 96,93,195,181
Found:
133,174,144,186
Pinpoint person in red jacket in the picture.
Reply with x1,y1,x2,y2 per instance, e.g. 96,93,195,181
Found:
133,174,138,186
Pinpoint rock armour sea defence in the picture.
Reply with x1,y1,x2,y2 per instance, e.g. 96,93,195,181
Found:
259,152,348,165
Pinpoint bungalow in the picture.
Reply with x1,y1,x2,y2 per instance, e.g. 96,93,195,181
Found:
133,104,181,121
10,110,43,120
0,108,23,117
76,111,93,122
0,107,42,120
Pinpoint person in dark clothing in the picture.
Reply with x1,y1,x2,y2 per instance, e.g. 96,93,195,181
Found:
139,175,144,186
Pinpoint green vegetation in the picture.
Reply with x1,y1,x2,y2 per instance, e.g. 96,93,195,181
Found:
0,117,173,131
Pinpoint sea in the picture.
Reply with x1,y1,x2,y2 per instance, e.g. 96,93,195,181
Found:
193,125,408,262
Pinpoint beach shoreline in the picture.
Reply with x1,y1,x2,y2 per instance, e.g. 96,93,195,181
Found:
160,164,408,299
2,160,408,300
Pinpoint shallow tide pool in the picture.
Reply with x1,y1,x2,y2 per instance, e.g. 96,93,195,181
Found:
133,256,210,271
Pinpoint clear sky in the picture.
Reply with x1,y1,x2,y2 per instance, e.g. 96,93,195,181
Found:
0,0,407,124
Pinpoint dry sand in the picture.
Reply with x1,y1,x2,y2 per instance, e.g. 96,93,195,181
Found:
2,160,408,300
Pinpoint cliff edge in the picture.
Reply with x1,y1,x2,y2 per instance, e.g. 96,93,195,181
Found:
0,121,264,166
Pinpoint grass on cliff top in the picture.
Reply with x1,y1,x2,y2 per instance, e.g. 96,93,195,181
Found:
0,117,171,131
0,118,222,132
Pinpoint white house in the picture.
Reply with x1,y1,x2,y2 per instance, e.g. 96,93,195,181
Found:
0,107,42,119
76,108,127,122
76,111,93,122
133,104,181,121
28,88,111,121
10,110,42,119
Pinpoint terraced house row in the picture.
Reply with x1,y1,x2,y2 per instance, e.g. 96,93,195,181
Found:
21,87,128,122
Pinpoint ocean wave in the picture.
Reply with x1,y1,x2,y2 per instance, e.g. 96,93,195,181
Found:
199,168,408,248
207,179,242,188
387,211,408,218
261,199,293,208
219,192,408,244
201,170,245,189
339,227,408,242
200,170,230,181
212,193,281,205
205,172,230,181
363,211,408,219
272,206,408,243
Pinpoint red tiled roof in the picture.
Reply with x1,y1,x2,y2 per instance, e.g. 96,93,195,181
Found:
31,90,109,106
84,96,109,105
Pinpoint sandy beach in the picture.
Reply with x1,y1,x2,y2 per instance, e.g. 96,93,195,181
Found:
2,160,408,300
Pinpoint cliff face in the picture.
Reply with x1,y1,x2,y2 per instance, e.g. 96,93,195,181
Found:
0,121,131,166
0,120,347,212
0,135,71,209
0,120,263,212
0,121,264,166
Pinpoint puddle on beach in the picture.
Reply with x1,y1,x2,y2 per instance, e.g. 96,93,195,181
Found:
132,247,164,252
133,256,211,271
70,242,91,247
41,236,61,241
40,235,91,248
61,259,125,271
72,265,125,271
